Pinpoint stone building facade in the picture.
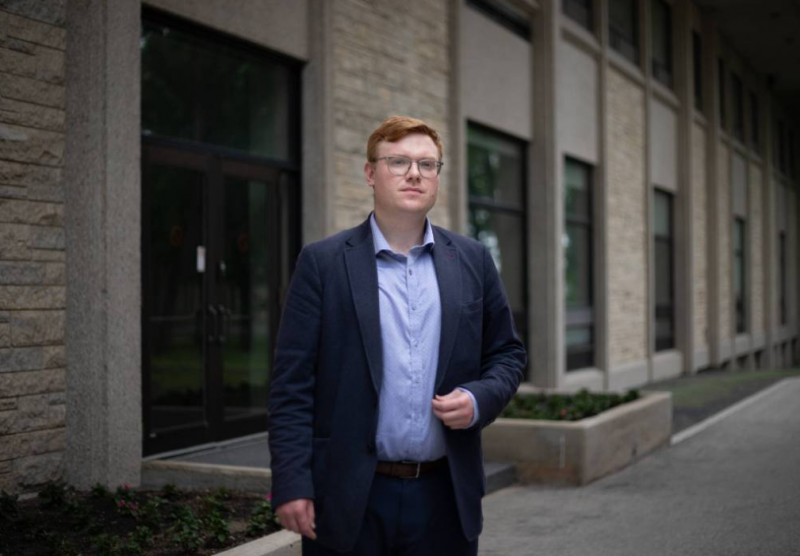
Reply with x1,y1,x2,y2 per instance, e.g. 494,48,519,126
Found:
0,0,797,493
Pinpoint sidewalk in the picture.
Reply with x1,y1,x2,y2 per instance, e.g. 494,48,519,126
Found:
479,375,800,555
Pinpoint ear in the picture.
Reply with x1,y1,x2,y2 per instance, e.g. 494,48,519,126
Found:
364,161,376,189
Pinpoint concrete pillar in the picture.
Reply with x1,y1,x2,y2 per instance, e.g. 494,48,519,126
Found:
762,94,777,367
303,0,335,242
675,0,695,374
63,0,141,488
529,0,560,387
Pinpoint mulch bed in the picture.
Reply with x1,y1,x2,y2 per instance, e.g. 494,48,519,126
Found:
0,483,281,556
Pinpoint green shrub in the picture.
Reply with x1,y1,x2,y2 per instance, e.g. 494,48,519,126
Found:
501,388,640,420
168,506,205,553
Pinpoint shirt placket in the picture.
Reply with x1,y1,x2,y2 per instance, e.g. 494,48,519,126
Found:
406,251,423,452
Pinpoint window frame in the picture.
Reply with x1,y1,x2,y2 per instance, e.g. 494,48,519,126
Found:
750,91,760,153
653,188,675,352
731,73,745,143
734,217,747,334
609,0,640,66
466,121,530,367
563,0,594,33
718,58,726,130
564,157,595,371
650,0,673,88
692,32,703,112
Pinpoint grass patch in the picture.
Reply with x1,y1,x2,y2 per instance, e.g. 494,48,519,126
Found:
501,389,640,421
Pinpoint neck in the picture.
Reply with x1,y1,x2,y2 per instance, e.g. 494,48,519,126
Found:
373,210,428,255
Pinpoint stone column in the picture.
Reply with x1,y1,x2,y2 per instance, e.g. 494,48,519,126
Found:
63,0,141,489
529,0,560,387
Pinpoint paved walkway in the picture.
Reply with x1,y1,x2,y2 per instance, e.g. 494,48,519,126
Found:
479,378,800,556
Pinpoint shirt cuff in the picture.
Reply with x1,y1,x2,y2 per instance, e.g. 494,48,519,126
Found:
457,387,480,428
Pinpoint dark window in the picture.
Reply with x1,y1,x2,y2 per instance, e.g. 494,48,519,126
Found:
563,0,593,32
731,74,744,142
651,0,672,88
609,0,639,65
734,218,746,334
467,123,529,362
654,189,675,351
564,158,594,371
779,231,787,326
141,16,298,161
777,120,787,173
750,92,760,152
718,59,726,129
693,32,703,111
467,0,532,41
789,131,796,179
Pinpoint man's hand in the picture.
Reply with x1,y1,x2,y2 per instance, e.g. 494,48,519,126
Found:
275,498,317,540
432,389,475,429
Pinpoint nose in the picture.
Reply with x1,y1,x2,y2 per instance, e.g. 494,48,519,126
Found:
406,161,422,181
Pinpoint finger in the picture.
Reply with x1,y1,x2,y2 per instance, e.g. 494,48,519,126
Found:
308,501,316,528
432,397,463,412
280,512,299,534
299,513,317,540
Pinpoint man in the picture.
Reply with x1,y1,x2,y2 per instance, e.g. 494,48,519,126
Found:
268,116,526,555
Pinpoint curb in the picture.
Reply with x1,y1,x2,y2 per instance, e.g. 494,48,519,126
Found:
670,377,796,445
214,530,301,556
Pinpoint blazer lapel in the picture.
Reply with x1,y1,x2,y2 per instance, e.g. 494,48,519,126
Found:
345,219,383,395
432,228,461,392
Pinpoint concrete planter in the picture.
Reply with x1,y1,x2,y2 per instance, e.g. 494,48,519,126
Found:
214,530,301,556
483,391,672,485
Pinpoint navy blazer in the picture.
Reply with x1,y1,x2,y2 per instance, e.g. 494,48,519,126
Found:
268,216,526,552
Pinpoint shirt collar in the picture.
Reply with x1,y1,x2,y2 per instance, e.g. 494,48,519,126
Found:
370,212,435,256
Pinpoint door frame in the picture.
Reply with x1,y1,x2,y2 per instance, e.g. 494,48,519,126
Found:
141,137,300,456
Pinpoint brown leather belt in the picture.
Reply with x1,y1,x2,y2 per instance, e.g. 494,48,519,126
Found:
375,457,448,479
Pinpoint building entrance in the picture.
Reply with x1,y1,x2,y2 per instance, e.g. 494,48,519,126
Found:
140,9,300,455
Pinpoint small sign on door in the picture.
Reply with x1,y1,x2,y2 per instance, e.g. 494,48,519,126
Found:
197,245,206,273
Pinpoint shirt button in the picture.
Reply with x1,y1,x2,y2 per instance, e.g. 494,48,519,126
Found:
409,269,413,275
411,304,416,310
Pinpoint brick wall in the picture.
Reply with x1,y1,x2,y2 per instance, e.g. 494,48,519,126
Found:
749,165,764,339
606,69,647,366
692,123,708,352
0,3,67,493
331,0,452,232
717,145,731,339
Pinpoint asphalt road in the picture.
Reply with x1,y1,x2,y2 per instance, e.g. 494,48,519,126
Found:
480,378,800,556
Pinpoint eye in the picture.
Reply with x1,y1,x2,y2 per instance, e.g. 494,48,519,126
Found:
419,160,437,172
389,157,410,168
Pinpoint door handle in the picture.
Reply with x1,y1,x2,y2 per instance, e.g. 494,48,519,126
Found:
207,305,218,343
218,304,229,344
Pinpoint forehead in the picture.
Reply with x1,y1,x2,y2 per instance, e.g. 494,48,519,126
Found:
376,133,439,158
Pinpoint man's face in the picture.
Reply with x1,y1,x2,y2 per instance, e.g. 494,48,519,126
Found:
365,133,440,219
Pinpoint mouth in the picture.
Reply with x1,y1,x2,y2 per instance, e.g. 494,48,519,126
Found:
401,188,424,194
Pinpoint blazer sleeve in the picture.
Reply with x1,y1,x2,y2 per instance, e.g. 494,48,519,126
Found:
267,246,322,509
458,244,527,428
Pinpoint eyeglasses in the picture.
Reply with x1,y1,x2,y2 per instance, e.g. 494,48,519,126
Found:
375,156,444,178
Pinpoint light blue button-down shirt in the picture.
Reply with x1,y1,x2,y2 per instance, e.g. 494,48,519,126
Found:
370,214,478,462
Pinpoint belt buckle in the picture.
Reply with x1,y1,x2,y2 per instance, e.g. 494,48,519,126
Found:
400,460,421,479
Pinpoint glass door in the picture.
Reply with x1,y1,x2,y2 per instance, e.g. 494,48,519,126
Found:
142,145,297,455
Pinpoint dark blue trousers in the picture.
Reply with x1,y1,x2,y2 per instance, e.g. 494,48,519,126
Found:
302,465,478,555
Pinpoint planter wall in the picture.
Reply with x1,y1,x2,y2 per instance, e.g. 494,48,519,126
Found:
483,391,672,485
215,530,300,556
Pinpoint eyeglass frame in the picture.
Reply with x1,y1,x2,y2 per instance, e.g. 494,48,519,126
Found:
374,156,444,178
